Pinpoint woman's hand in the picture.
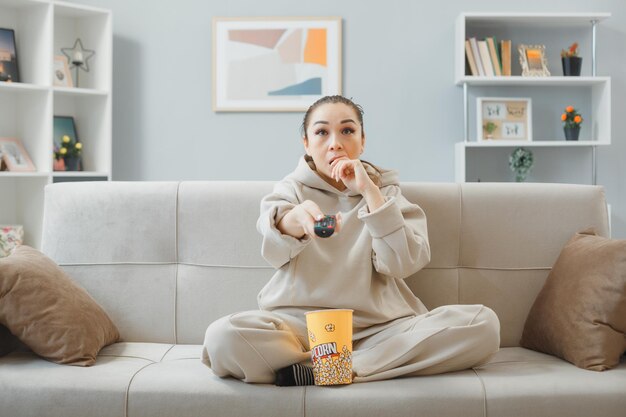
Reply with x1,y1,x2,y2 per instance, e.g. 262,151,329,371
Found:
330,157,372,195
330,158,385,211
277,200,342,239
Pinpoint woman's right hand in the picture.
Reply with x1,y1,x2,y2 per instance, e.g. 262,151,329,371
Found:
277,200,341,239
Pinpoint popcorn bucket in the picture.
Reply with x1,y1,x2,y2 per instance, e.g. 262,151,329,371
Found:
305,309,353,386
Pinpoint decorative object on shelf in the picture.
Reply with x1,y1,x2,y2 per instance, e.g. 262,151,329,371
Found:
61,38,95,88
53,55,73,87
483,121,498,139
509,147,534,182
518,44,550,77
0,28,19,82
477,97,532,141
0,138,35,172
561,42,582,76
0,225,23,258
213,17,342,112
53,116,83,171
561,105,583,141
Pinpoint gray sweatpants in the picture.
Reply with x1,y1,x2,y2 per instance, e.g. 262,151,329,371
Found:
202,304,500,384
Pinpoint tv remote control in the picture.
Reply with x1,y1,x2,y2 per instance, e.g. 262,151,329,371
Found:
314,215,336,238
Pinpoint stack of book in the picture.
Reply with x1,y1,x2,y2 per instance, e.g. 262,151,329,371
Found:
465,37,512,76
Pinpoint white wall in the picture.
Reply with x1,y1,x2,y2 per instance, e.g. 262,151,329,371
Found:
67,0,626,237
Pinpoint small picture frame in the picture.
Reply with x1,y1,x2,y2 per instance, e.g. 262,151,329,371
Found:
53,115,82,171
518,44,550,77
53,116,79,150
53,55,73,87
0,28,19,82
477,97,532,142
0,224,24,258
0,138,35,171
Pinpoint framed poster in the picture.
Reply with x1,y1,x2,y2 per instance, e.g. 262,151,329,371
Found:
477,97,532,142
0,28,19,82
213,17,342,112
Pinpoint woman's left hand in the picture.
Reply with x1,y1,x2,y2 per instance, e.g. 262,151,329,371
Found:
330,157,374,195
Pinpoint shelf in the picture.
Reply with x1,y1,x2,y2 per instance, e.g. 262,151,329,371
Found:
462,12,610,26
0,82,49,94
0,0,48,8
456,76,610,87
459,140,610,148
53,86,108,97
0,172,50,177
455,12,611,185
0,0,111,249
53,0,111,17
52,171,108,177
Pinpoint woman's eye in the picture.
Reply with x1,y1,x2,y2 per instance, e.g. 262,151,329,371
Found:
342,128,355,135
315,129,328,136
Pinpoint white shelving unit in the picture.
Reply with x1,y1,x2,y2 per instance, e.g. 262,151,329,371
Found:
0,0,111,249
455,12,611,184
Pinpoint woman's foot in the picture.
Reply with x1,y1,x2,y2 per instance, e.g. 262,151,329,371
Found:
275,363,315,386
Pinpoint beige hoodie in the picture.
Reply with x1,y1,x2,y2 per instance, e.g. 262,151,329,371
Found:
256,156,431,336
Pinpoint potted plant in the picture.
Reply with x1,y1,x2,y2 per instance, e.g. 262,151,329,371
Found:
483,121,498,139
53,135,83,171
561,105,583,141
561,42,582,76
509,147,534,182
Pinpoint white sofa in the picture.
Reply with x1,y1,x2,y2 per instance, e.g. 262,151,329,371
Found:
1,181,625,417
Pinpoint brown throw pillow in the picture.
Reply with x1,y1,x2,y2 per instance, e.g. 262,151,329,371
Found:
0,245,119,366
520,228,626,371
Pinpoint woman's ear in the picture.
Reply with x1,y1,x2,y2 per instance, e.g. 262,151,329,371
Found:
360,134,366,154
303,136,310,155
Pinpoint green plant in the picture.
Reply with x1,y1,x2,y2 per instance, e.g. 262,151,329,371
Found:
509,147,534,182
561,106,583,128
561,42,579,58
53,134,82,160
483,121,497,135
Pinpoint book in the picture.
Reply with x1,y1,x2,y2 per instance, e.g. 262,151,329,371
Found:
469,38,485,76
486,37,502,76
501,40,512,76
477,40,494,76
465,40,478,76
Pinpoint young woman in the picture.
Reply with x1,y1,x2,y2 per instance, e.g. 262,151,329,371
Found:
202,95,500,385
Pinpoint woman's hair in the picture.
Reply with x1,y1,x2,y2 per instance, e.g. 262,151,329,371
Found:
301,95,382,187
301,95,364,139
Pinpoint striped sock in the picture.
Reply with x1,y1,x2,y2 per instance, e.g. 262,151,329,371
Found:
275,363,315,386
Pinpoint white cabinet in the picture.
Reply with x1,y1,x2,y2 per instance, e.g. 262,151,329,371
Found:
455,13,611,184
0,0,111,248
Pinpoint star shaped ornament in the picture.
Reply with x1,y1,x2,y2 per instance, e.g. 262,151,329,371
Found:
61,38,95,72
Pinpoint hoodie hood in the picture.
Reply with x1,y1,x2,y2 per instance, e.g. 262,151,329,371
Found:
286,155,399,197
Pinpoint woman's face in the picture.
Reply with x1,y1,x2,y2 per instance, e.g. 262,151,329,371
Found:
303,102,365,189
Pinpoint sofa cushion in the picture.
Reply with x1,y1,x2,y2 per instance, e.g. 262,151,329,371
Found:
0,245,120,366
0,350,150,417
520,229,626,370
126,345,486,417
474,347,626,417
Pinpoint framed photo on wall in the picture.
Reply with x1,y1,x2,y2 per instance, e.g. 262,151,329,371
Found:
53,55,73,87
0,138,35,171
518,44,550,77
212,16,342,112
0,28,19,82
477,97,532,142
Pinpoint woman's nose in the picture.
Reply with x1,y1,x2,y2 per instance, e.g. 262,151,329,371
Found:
329,134,343,150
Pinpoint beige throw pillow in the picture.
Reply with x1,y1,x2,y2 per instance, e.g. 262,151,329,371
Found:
520,229,626,371
0,245,119,366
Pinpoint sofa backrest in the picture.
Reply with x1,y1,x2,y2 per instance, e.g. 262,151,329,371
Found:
41,181,609,347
